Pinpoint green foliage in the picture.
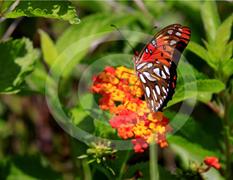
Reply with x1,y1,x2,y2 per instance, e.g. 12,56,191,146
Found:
168,135,223,180
0,38,39,94
0,1,232,179
165,111,221,151
53,13,137,78
5,0,79,24
0,155,61,180
168,60,225,106
39,29,58,67
169,79,225,106
201,1,220,42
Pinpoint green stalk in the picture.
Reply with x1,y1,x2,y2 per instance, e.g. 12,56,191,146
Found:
150,142,159,180
82,159,92,180
118,150,130,180
223,94,232,180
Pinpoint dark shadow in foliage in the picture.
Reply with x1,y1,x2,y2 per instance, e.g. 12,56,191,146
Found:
11,155,61,179
0,40,24,91
0,38,38,93
0,160,11,180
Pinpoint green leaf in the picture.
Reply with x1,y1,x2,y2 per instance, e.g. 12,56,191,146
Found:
165,111,220,151
223,58,233,78
94,119,115,138
0,38,39,94
25,60,49,94
56,13,136,51
5,1,79,24
70,106,95,133
5,155,61,180
200,1,220,42
70,106,89,126
169,135,220,163
53,13,136,78
167,79,225,107
207,14,233,63
0,1,15,14
187,41,217,70
223,40,233,62
38,29,58,67
213,14,233,60
168,135,223,180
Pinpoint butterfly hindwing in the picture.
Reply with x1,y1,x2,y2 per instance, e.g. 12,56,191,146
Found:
135,24,191,112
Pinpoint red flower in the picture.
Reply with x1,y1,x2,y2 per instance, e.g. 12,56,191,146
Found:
204,156,221,170
104,66,116,74
92,66,172,153
132,138,148,153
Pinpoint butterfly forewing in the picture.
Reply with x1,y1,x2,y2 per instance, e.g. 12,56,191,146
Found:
135,24,191,112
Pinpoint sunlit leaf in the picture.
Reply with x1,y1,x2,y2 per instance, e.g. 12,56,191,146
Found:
5,1,79,24
54,13,136,78
39,30,58,67
212,14,233,61
223,58,233,78
168,79,225,107
187,41,217,70
200,1,220,42
0,38,39,94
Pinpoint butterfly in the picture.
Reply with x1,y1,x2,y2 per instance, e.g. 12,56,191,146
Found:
133,24,191,112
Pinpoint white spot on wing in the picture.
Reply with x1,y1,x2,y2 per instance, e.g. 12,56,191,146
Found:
145,86,150,97
152,89,157,100
176,32,181,36
167,30,173,34
160,99,163,105
147,63,153,68
162,86,167,94
161,70,166,79
152,40,156,45
151,100,154,109
153,68,160,77
137,63,146,70
163,65,169,75
170,40,176,46
143,72,157,81
139,74,146,83
155,85,160,95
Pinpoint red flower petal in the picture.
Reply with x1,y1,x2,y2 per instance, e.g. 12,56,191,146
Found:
204,156,221,170
105,66,116,74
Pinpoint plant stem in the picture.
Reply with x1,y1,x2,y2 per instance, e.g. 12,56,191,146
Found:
118,150,130,180
223,95,232,180
150,142,159,180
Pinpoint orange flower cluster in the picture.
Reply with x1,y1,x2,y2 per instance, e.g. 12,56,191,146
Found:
92,66,171,153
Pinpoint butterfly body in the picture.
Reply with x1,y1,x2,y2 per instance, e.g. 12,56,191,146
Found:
133,24,191,112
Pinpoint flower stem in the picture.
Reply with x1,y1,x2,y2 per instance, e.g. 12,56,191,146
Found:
150,142,159,180
118,150,130,180
223,95,232,180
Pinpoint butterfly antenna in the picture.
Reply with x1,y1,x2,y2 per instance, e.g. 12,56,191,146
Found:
110,24,137,55
150,25,158,33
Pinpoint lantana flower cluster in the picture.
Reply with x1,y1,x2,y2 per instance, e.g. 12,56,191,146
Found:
92,66,172,153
